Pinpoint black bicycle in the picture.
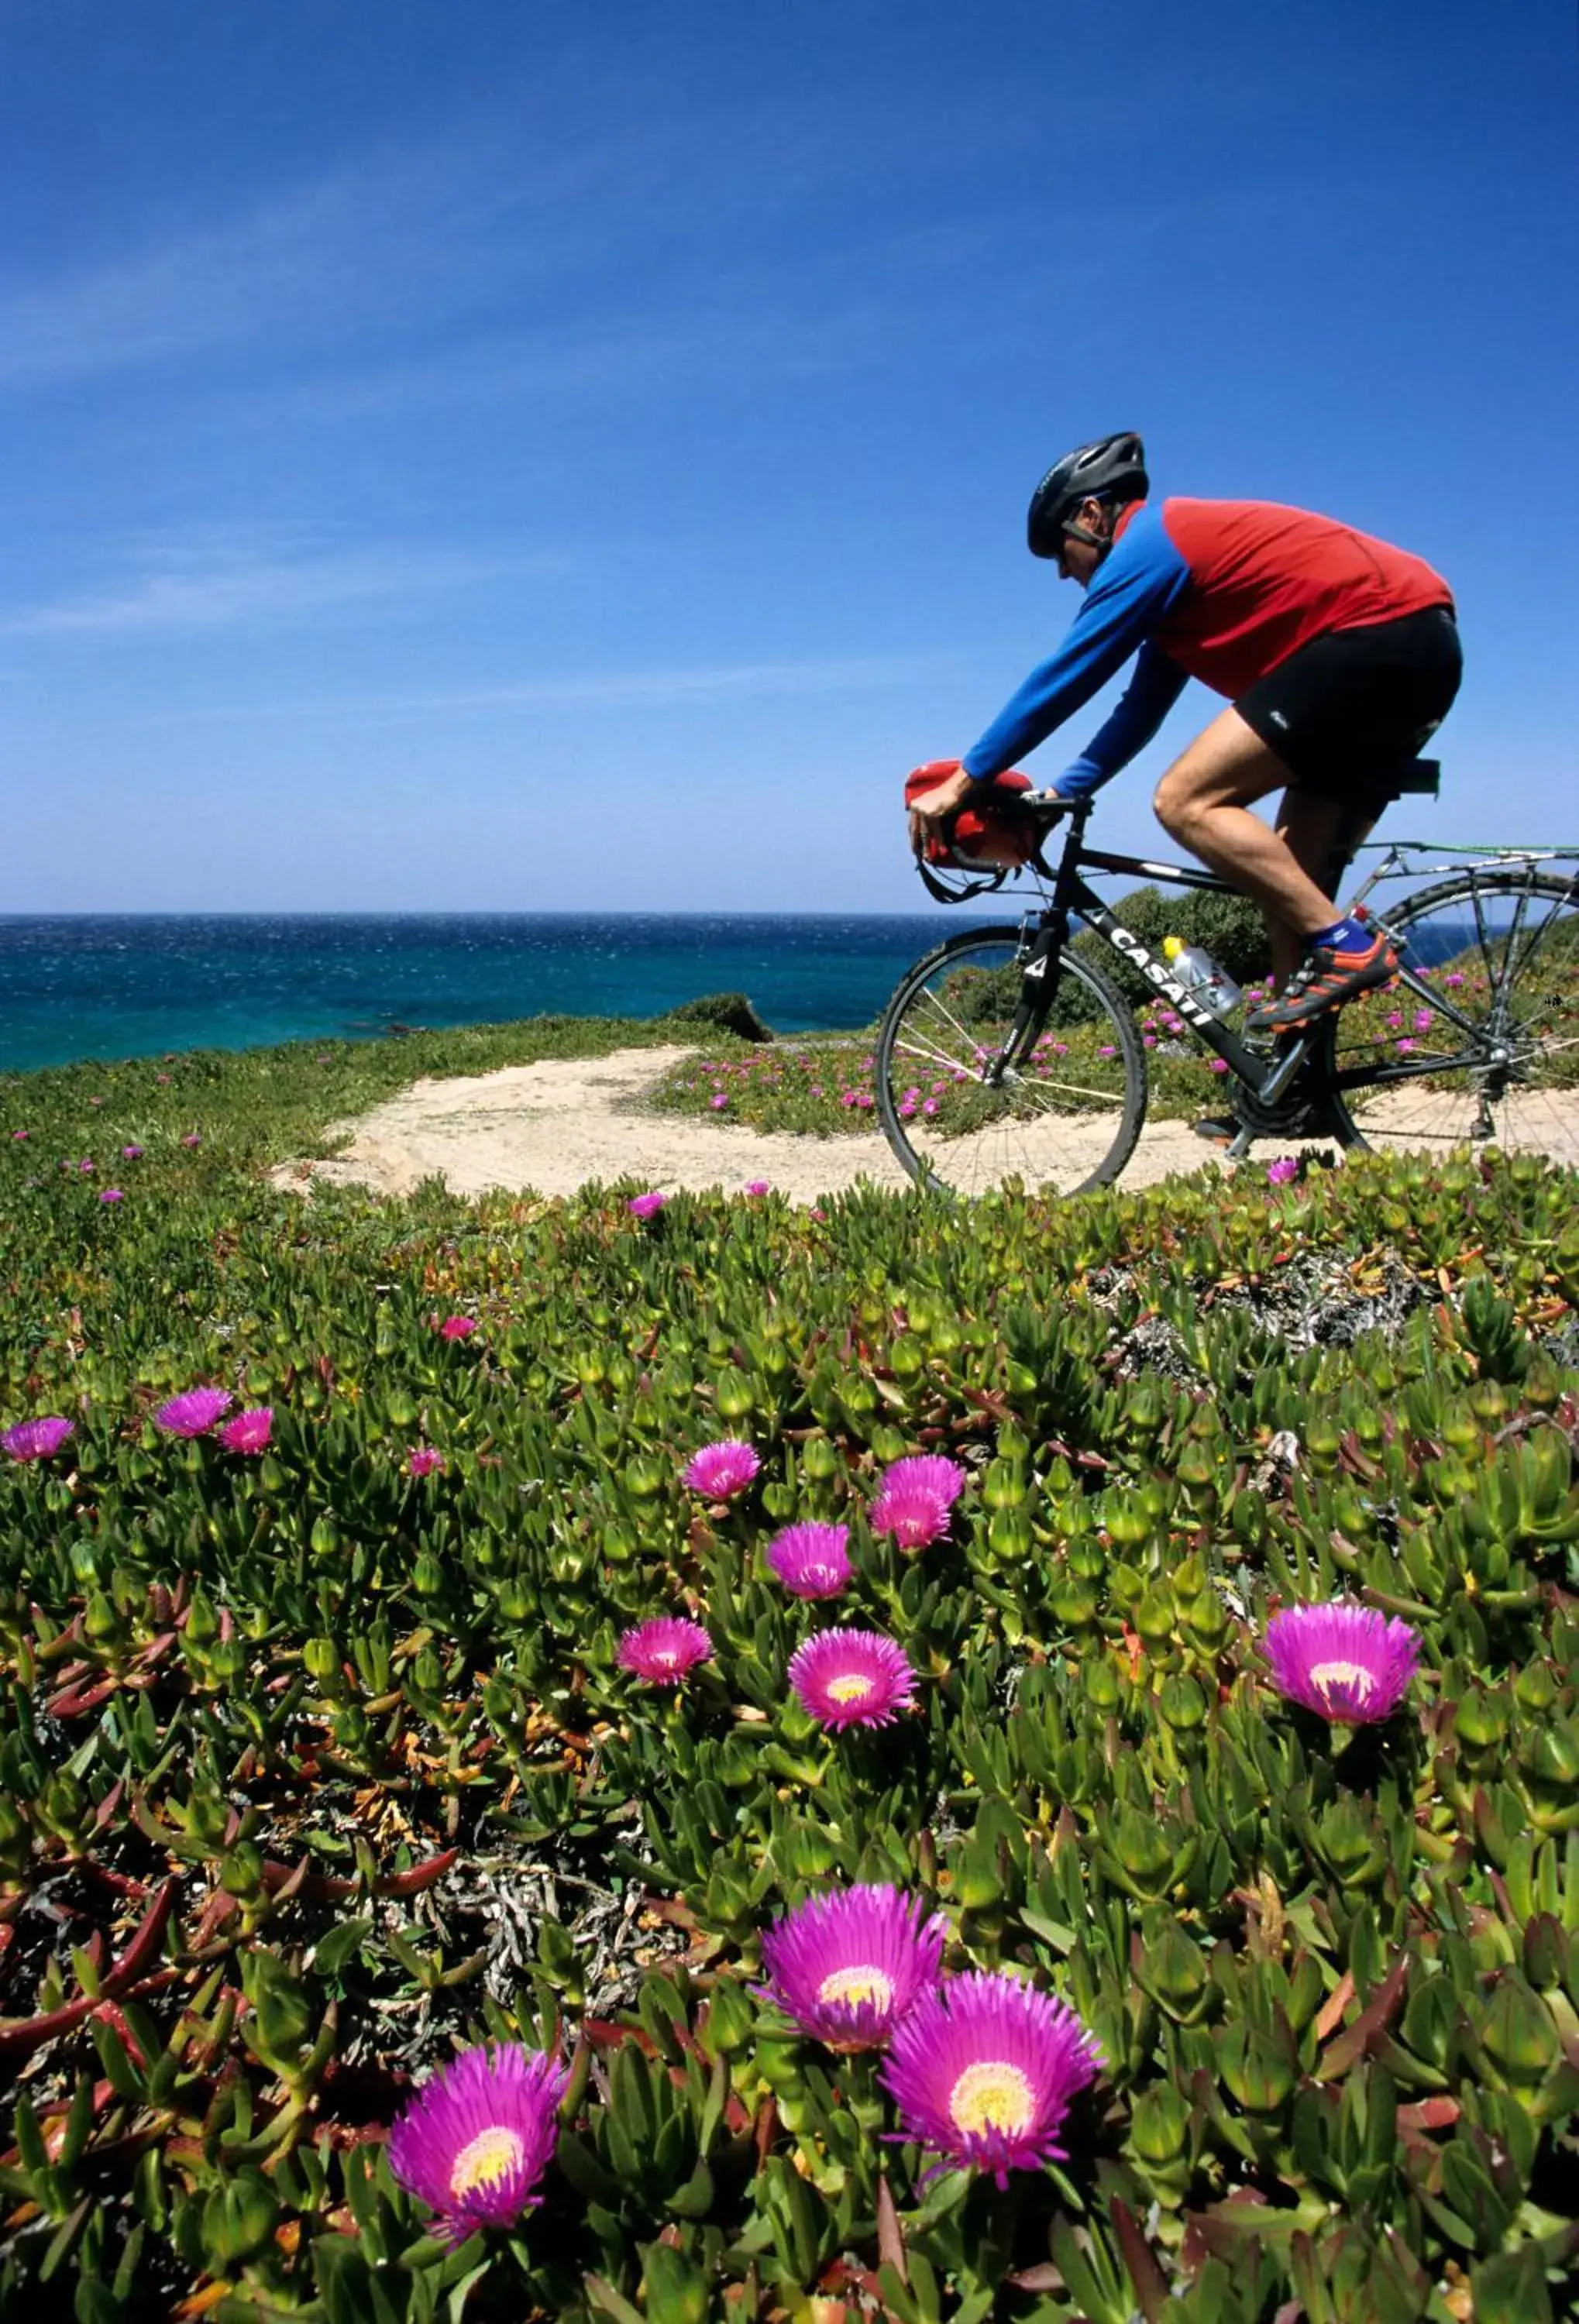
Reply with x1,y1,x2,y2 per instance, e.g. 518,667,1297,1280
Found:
876,765,1579,1197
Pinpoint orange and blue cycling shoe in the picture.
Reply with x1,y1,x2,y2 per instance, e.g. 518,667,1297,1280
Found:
1245,922,1400,1033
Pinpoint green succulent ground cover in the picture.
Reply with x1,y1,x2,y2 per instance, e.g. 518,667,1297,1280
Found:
2,1027,1578,2322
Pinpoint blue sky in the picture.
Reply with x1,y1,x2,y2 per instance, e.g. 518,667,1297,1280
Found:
2,0,1574,913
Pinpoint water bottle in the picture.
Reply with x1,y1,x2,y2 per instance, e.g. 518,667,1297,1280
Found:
1162,936,1242,1019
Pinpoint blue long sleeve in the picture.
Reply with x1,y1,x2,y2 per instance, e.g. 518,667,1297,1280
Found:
962,502,1191,782
1058,641,1189,799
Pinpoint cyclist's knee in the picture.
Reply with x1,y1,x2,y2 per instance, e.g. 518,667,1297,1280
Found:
1153,771,1196,838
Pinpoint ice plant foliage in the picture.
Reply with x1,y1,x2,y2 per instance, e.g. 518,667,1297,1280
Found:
153,1387,233,1439
1264,1600,1420,1724
618,1617,714,1685
2,1416,74,1462
764,1521,852,1600
682,1439,761,1497
787,1628,917,1731
387,2044,567,2243
218,1408,273,1455
759,1885,945,2051
883,1972,1103,2187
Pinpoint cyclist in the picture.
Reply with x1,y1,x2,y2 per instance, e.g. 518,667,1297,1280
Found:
908,433,1461,1040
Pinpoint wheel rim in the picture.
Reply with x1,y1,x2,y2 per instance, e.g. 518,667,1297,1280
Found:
1328,874,1579,1164
877,933,1140,1195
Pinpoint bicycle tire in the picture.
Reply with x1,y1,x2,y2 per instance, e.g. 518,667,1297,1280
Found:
876,924,1147,1197
1314,867,1579,1164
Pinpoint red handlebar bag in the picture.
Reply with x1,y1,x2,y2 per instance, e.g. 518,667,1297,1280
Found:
904,761,1036,866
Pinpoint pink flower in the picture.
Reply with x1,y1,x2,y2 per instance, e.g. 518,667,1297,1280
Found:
10,1130,27,1142
180,1133,201,1147
153,1387,233,1438
99,1188,124,1204
1208,1058,1230,1074
121,1144,143,1159
882,1973,1103,2188
617,1617,714,1685
2,1417,74,1462
788,1628,917,1731
218,1408,273,1455
1264,1600,1419,1724
155,1073,171,1084
759,1886,945,2053
627,1191,666,1219
743,1180,770,1197
1395,1038,1415,1054
710,1093,730,1109
408,1446,447,1477
765,1521,853,1599
79,1158,94,1174
388,2044,567,2243
1266,1157,1299,1187
870,1455,965,1553
682,1439,761,1497
439,1315,478,1340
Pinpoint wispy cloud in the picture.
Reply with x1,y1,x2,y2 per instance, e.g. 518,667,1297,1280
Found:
3,531,556,638
132,651,965,724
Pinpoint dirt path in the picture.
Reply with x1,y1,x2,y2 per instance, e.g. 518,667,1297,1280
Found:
268,1044,1258,1202
270,1045,1579,1205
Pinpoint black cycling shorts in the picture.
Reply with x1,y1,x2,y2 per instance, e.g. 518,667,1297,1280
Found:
1236,604,1462,800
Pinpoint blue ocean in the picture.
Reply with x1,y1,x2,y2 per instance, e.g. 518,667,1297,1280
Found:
0,913,958,1073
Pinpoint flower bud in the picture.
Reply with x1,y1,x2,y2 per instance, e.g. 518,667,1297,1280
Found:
1478,1973,1560,2085
1127,2078,1191,2173
1218,2020,1296,2115
1158,1674,1207,1732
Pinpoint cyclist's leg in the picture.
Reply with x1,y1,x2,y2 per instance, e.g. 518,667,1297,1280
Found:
1151,710,1347,944
1270,790,1377,985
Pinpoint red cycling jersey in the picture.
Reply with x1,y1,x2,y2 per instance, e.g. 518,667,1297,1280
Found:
1148,497,1453,700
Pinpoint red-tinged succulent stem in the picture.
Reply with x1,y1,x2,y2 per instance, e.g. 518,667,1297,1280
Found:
0,1879,176,2061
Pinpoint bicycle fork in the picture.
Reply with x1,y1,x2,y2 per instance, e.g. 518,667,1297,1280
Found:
981,916,1066,1085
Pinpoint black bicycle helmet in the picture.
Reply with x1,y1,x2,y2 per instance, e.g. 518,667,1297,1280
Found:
1027,431,1148,558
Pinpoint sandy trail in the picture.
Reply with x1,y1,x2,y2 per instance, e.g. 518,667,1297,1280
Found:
272,1044,1576,1205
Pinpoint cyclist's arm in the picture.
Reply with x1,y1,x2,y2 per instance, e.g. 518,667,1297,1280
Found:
960,504,1190,782
1055,642,1189,801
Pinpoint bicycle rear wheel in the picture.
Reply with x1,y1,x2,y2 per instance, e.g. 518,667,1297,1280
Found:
1321,867,1579,1164
876,925,1147,1196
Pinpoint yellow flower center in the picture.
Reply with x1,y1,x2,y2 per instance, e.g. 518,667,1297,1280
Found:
827,1673,875,1703
449,2124,525,2197
949,2060,1034,2137
817,1964,894,2011
1309,1658,1376,1705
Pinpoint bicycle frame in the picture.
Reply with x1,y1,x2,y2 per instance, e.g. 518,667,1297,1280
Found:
992,803,1579,1110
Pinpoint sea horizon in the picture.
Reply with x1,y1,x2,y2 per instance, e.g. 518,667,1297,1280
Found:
0,908,959,1073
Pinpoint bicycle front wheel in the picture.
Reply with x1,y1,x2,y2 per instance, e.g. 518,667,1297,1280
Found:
1323,867,1579,1164
876,925,1147,1197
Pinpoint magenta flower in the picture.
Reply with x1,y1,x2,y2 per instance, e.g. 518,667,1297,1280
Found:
9,1130,27,1142
387,2043,567,2243
765,1521,852,1600
617,1616,714,1685
153,1387,233,1438
710,1093,730,1109
180,1133,201,1147
870,1485,953,1552
1264,1600,1420,1724
788,1628,917,1731
627,1190,666,1219
218,1407,273,1455
1266,1157,1299,1187
682,1439,761,1498
744,1180,771,1197
1209,1057,1230,1074
879,1456,966,1509
79,1158,94,1173
759,1885,945,2052
408,1446,447,1477
99,1188,125,1204
883,1972,1102,2187
121,1144,143,1159
2,1417,74,1462
439,1315,477,1340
